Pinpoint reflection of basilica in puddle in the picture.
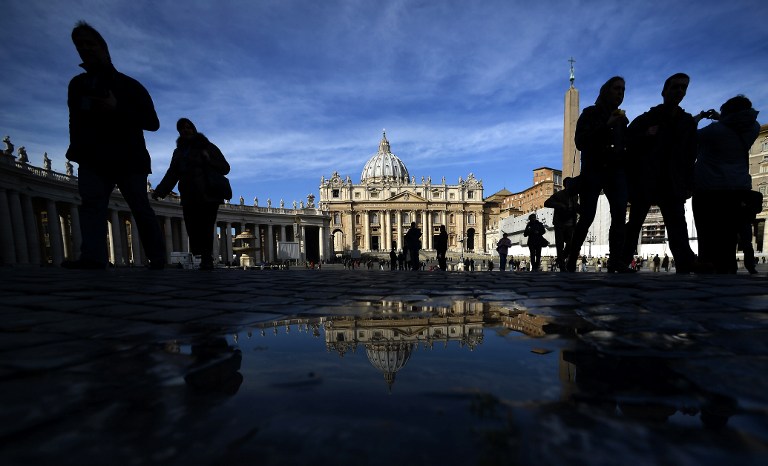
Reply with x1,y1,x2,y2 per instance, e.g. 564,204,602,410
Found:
244,300,556,390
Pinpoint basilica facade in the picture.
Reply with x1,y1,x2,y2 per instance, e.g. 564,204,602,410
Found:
319,132,486,257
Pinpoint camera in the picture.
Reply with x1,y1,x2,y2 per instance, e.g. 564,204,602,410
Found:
702,109,718,120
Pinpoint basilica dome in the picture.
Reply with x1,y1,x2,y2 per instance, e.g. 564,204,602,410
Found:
360,132,410,183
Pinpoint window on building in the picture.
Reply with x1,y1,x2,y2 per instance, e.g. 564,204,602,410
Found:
333,213,341,224
371,213,379,224
371,191,379,198
432,212,440,223
468,213,475,224
449,193,455,200
449,214,455,224
403,213,410,223
355,214,361,223
432,190,441,198
332,189,340,198
355,192,361,199
762,138,768,152
467,191,474,199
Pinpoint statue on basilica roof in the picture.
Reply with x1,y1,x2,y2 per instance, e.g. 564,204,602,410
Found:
43,152,51,171
2,135,13,155
17,146,28,164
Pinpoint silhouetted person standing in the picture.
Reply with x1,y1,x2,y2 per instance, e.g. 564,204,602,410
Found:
524,214,546,271
496,233,512,271
544,176,579,272
404,222,422,271
434,225,448,271
693,95,761,273
567,76,631,273
389,248,398,270
621,73,697,273
63,21,165,269
153,119,230,271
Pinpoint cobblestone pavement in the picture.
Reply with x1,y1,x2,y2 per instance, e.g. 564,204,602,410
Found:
0,266,767,465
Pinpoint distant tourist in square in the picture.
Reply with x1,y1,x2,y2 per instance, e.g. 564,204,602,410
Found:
566,76,631,273
652,254,661,272
524,214,546,271
693,95,761,273
62,21,165,270
404,222,422,271
621,73,698,274
544,176,579,271
389,247,398,270
496,233,512,271
435,225,448,271
662,254,670,272
153,118,231,271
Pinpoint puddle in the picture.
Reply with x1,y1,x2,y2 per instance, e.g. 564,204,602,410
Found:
154,299,766,464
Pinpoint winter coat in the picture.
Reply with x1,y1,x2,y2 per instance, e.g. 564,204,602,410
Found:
575,103,628,172
626,104,698,203
66,63,159,175
695,109,760,191
155,133,230,205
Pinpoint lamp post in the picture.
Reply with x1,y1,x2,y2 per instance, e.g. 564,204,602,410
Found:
586,233,596,258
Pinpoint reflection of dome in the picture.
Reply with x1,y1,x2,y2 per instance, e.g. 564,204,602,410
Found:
366,342,415,390
360,132,410,183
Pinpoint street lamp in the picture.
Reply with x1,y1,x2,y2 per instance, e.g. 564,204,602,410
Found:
586,233,596,258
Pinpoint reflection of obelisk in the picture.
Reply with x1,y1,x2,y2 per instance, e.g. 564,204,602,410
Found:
562,57,580,178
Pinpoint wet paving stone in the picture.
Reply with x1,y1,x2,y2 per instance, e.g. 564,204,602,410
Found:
0,267,767,465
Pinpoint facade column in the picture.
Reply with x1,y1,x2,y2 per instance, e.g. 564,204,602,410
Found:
382,210,390,251
363,211,371,252
22,194,41,265
424,210,432,250
46,199,64,266
8,190,29,264
280,225,287,243
396,209,402,251
301,225,307,261
0,189,16,265
267,224,274,262
130,215,142,265
478,211,486,252
163,216,173,262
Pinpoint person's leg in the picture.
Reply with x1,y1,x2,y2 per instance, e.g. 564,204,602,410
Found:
117,174,166,266
75,167,115,266
738,221,757,273
569,176,600,271
603,170,629,271
658,200,696,272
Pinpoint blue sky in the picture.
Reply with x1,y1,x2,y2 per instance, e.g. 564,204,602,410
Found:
2,0,767,207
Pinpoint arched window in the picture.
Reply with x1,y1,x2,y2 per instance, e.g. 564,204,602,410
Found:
449,214,455,224
333,213,340,225
370,213,379,224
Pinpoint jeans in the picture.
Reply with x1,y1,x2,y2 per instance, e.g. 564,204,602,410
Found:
569,166,628,268
622,199,696,270
77,167,165,266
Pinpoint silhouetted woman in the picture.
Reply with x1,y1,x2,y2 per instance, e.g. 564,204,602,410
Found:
153,118,230,270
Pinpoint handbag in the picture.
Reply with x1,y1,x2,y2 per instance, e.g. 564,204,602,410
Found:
206,171,232,200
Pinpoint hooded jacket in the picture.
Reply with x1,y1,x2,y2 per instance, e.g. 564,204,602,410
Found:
695,109,760,191
66,63,159,175
155,133,230,205
575,103,628,172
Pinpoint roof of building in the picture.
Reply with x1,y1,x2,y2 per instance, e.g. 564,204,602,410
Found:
360,132,410,184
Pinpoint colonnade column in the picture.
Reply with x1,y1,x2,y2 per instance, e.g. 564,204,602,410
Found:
225,222,233,264
0,189,16,265
8,191,29,264
110,210,123,265
46,199,64,266
22,195,41,265
423,210,431,250
319,225,325,261
180,219,189,252
163,216,173,263
267,224,274,262
130,215,142,265
363,211,370,251
69,203,81,260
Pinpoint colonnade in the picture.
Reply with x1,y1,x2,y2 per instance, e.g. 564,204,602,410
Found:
0,152,331,267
